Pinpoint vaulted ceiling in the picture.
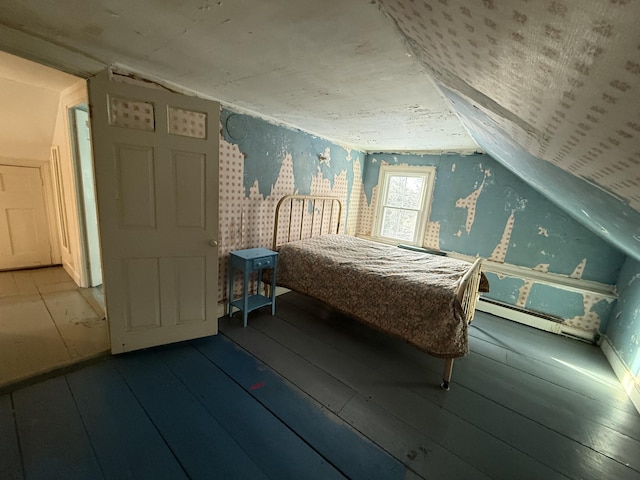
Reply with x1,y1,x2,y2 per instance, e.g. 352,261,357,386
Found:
1,0,638,259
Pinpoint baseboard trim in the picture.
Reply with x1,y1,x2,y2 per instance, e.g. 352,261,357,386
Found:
600,336,640,415
476,298,596,343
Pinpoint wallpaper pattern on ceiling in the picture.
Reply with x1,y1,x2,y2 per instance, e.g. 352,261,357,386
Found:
379,0,640,212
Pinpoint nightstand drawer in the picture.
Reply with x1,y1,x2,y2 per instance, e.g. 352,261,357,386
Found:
252,256,273,270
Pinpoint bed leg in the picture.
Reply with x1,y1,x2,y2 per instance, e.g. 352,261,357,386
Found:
441,358,454,390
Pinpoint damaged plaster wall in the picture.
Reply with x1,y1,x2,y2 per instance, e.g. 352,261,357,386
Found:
218,108,364,304
357,152,625,335
607,257,640,381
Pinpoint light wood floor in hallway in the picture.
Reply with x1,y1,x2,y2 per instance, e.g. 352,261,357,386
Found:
0,266,108,388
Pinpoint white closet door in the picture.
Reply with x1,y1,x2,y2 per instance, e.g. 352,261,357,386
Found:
0,164,52,270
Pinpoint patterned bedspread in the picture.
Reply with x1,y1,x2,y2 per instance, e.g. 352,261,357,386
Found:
274,234,488,358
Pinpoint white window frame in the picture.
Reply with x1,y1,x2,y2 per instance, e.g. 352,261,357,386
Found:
372,165,436,246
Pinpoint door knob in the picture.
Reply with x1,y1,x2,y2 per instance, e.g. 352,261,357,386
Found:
209,239,218,247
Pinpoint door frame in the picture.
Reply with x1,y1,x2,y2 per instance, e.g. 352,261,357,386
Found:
68,104,102,287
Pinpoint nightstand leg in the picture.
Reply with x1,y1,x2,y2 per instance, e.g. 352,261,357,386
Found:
243,269,249,327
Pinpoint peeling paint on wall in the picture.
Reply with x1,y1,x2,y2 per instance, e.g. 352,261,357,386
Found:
570,258,587,279
516,279,533,307
564,294,614,332
356,183,377,237
455,180,484,234
219,139,246,254
352,149,626,339
423,221,441,250
219,146,357,302
488,211,515,263
218,110,364,304
319,146,331,166
347,153,364,236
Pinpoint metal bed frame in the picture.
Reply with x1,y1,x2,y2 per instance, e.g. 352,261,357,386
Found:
272,194,483,389
273,194,343,250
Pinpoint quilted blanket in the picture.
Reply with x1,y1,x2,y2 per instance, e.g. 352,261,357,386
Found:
273,234,488,358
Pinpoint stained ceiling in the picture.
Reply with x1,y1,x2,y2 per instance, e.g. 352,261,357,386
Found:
0,0,639,259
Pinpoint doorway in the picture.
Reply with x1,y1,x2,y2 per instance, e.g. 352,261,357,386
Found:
0,51,108,388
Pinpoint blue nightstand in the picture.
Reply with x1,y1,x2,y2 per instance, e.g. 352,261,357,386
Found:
228,248,278,327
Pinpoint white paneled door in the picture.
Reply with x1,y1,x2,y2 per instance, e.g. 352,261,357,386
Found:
0,165,52,270
88,70,220,353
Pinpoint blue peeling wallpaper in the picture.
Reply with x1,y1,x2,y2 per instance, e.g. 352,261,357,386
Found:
442,88,640,264
217,107,365,303
221,109,361,209
359,152,625,334
217,104,636,382
607,257,640,378
361,152,625,283
437,87,638,375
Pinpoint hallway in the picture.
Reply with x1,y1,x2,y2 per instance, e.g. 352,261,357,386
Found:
0,266,107,389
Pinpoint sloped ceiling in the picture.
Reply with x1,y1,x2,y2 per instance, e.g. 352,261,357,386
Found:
378,0,640,208
0,0,638,259
375,0,640,260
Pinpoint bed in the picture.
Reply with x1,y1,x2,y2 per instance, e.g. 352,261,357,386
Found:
270,194,489,389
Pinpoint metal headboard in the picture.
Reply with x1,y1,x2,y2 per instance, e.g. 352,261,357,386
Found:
273,195,343,250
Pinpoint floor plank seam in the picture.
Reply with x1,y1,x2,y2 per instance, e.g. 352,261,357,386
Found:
9,392,27,479
64,375,107,480
37,289,73,356
414,384,600,479
270,307,399,376
466,348,639,428
111,356,193,480
155,344,287,477
256,298,634,479
200,334,370,479
227,309,353,385
239,317,505,479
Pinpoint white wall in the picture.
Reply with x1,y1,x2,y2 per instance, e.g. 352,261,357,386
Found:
0,77,60,162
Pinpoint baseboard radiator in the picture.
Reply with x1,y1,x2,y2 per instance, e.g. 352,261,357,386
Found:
476,297,597,343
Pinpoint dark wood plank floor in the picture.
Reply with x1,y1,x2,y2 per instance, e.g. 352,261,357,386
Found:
2,291,639,479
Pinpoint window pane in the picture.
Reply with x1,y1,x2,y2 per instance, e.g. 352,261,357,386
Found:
381,207,418,241
386,175,423,209
386,176,406,208
403,177,424,209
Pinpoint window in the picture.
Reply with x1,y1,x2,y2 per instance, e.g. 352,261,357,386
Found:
372,165,435,245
